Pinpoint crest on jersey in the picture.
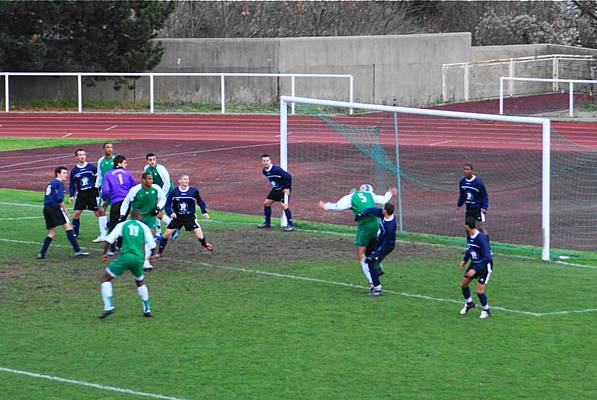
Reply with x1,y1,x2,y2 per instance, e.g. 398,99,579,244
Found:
359,184,373,193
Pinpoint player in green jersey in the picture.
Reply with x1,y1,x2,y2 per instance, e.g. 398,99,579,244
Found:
144,153,174,239
93,142,115,242
120,173,166,271
99,209,156,319
319,184,397,288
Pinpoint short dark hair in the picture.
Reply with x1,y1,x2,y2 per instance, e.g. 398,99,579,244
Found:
74,148,85,156
261,154,270,159
146,152,156,159
464,163,473,170
384,203,395,215
130,208,142,220
465,216,477,229
113,155,126,168
103,142,113,149
142,172,152,180
54,166,67,176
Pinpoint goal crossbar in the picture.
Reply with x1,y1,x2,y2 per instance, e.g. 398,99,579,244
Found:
280,96,552,260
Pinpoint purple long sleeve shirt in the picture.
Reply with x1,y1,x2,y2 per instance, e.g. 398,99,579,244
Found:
102,168,136,203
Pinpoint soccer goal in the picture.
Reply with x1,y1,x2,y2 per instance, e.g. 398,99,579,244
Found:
279,96,557,260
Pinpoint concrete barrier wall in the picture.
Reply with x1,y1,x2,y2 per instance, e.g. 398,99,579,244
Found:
5,33,597,109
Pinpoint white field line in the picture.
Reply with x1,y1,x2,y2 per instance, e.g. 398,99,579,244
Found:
0,216,42,220
0,367,191,400
0,154,71,169
2,199,597,271
3,235,590,317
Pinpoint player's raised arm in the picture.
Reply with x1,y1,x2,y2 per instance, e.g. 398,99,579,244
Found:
371,187,396,205
320,193,353,211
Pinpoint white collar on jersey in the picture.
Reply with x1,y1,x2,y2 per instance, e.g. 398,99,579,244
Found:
77,162,88,168
465,175,477,183
264,165,273,172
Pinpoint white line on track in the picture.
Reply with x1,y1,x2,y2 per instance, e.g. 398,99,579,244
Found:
0,367,191,400
0,154,71,169
61,133,73,138
105,125,118,130
429,140,452,146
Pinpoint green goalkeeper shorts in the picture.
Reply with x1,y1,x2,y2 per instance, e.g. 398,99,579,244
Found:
354,222,378,247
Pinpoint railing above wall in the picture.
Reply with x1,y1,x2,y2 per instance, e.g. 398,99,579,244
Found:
1,72,354,115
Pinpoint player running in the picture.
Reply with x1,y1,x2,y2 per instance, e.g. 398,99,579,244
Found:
99,209,156,319
120,172,166,270
319,184,397,289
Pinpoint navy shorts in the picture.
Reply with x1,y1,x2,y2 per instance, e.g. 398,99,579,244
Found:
466,207,486,222
167,214,200,231
266,188,290,203
465,261,494,285
43,205,68,229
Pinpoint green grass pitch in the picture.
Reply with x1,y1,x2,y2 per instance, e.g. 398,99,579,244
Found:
0,187,596,400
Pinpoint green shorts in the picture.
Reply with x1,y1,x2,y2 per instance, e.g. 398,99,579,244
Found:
141,214,158,230
107,253,144,280
354,222,378,247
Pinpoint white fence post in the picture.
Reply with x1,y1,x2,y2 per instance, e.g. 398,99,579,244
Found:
499,77,504,115
220,75,226,114
77,74,82,113
291,75,296,115
150,74,155,113
4,74,8,112
569,82,574,117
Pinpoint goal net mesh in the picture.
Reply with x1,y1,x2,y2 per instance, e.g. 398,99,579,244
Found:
283,100,597,258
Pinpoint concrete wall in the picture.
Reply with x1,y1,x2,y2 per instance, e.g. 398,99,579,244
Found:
4,34,597,109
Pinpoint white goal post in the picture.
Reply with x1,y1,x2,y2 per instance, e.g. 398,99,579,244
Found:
280,96,552,260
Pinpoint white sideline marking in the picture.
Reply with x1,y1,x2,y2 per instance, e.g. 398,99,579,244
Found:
1,235,591,317
0,367,191,400
0,154,71,169
0,201,41,208
0,216,42,221
105,125,118,130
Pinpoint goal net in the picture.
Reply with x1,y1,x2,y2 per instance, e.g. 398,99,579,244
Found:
279,96,571,261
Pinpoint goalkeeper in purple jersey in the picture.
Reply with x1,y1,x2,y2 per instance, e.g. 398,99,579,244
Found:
456,163,489,234
459,217,493,319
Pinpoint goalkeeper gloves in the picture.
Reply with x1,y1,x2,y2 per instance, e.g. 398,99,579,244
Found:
150,206,160,216
354,212,365,221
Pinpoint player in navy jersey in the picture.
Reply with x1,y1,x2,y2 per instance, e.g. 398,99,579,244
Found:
355,203,397,296
159,174,213,256
38,166,89,259
456,163,489,233
459,217,493,319
69,149,101,239
259,154,294,231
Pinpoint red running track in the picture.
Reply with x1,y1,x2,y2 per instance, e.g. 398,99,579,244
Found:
1,112,597,150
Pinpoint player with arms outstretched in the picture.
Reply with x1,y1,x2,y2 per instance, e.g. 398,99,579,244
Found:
160,174,213,256
319,184,397,290
99,209,156,319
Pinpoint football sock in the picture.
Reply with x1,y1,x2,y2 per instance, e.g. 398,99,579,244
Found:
478,293,489,309
137,285,150,312
368,264,380,286
161,215,171,225
101,281,113,311
144,243,152,264
98,216,108,236
462,287,472,303
66,230,81,253
199,237,208,247
284,208,293,226
39,236,53,257
264,206,272,224
159,237,168,254
73,219,80,236
360,257,372,285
